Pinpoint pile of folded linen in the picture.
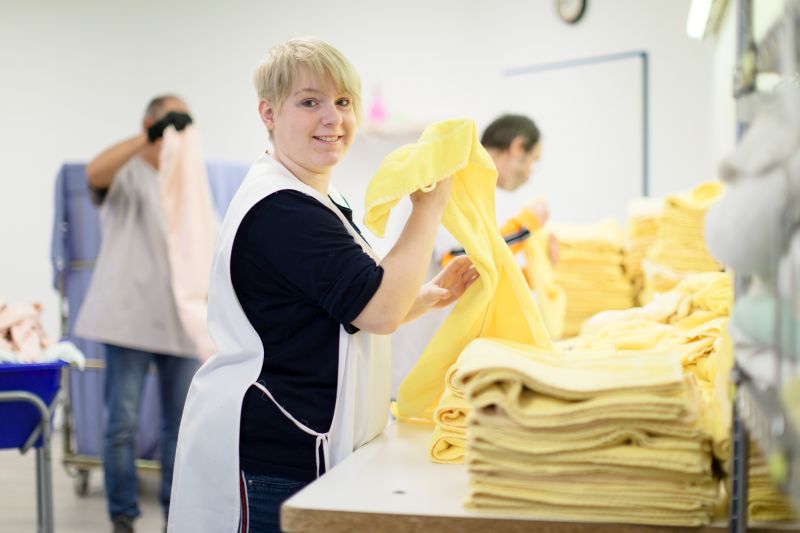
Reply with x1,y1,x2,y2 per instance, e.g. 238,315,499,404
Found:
641,182,724,304
623,197,662,305
550,219,634,338
746,444,797,521
0,300,85,367
428,365,470,463
455,338,718,526
569,272,735,461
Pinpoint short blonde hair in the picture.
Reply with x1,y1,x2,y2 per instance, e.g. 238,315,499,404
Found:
254,37,362,123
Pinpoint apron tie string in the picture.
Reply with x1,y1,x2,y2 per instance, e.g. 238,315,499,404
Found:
252,381,331,478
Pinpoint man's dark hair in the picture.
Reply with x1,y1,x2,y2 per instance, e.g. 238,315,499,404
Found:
144,94,184,120
481,114,540,152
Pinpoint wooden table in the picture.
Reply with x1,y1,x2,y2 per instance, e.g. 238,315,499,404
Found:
282,422,796,532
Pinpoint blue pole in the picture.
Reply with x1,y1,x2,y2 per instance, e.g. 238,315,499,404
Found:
642,51,650,197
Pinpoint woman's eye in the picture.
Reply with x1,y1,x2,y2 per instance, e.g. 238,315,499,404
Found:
301,99,318,108
336,98,351,107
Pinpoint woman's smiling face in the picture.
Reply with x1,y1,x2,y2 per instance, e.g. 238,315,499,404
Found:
264,65,356,181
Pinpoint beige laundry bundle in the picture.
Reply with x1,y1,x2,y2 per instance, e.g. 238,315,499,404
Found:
624,197,662,305
550,219,634,338
640,182,724,304
0,300,52,361
455,338,719,526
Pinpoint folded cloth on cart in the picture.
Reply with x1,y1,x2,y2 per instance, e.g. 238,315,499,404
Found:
365,118,552,421
0,300,51,360
0,340,85,369
0,299,85,368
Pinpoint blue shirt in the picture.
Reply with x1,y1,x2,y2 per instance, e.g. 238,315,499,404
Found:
232,190,383,481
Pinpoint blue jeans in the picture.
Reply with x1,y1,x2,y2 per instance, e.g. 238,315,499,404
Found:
103,344,199,520
240,471,308,532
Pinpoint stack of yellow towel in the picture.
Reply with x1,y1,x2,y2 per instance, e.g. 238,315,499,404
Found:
623,197,662,305
746,444,797,521
641,182,724,304
570,272,796,520
455,338,718,526
550,219,634,337
569,272,734,460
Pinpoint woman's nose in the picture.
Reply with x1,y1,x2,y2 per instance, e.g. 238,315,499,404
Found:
321,101,343,126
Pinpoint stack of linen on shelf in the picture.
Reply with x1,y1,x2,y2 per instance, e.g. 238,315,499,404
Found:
623,197,662,305
550,219,634,338
455,338,718,526
641,182,724,304
746,443,797,521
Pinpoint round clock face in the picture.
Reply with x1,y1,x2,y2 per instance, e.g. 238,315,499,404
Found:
557,0,587,24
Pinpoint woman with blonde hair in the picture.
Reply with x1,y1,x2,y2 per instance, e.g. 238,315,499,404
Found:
167,37,477,532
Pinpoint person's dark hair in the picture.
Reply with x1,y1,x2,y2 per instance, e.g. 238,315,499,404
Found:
144,94,184,120
481,114,540,152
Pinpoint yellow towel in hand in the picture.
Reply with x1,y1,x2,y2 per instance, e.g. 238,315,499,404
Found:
365,119,552,420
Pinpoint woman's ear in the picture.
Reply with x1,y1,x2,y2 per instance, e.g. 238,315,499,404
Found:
258,99,275,129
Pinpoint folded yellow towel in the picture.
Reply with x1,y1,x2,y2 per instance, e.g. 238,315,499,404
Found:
428,425,466,464
469,436,712,475
469,475,716,512
365,119,552,420
433,388,470,432
466,487,713,526
453,338,685,402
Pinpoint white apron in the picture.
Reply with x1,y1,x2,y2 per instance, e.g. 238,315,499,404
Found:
168,154,391,532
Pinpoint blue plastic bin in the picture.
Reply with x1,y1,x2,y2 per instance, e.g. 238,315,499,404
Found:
0,361,66,449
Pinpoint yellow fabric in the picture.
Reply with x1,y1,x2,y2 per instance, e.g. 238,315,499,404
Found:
521,232,565,339
429,425,466,463
640,182,725,304
453,338,685,402
624,197,663,305
364,119,552,420
457,334,719,526
549,219,633,337
432,388,469,432
466,484,714,526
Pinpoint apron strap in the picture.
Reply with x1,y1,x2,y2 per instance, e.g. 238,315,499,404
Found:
251,381,330,478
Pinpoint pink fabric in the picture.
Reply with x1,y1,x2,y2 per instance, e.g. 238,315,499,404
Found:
158,126,218,361
0,300,51,361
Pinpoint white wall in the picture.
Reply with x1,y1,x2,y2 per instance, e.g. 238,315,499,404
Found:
0,0,724,336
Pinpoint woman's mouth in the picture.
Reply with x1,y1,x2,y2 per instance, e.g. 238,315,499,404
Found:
314,135,341,143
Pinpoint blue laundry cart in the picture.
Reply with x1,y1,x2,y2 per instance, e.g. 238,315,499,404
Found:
0,360,67,533
50,160,248,495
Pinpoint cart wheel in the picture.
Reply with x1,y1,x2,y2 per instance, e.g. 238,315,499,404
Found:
74,469,90,496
